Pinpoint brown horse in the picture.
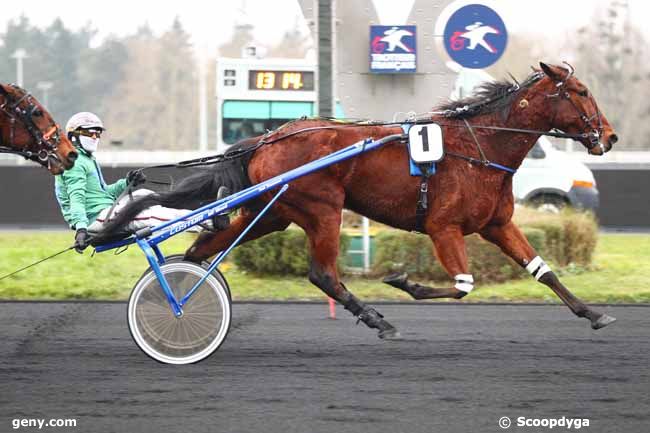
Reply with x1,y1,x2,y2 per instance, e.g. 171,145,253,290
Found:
0,83,77,174
101,63,618,338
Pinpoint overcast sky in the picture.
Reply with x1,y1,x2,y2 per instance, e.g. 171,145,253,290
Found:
1,0,647,56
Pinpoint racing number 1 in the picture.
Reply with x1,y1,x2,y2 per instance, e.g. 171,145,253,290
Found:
418,126,429,152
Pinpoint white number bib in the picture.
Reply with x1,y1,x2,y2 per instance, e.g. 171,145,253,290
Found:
408,124,444,163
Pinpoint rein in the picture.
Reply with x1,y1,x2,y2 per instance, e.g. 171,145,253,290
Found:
132,66,601,178
131,124,367,173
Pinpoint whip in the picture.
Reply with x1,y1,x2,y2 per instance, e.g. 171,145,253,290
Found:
0,245,75,281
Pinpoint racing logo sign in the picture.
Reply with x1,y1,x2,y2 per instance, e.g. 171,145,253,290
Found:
369,25,417,74
443,4,507,69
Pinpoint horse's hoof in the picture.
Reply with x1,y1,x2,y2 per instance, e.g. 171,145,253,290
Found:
382,272,408,288
378,328,401,340
591,314,617,330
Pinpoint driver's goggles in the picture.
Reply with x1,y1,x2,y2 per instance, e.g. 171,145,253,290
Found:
76,128,103,138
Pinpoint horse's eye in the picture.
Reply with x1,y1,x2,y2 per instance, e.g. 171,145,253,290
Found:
577,90,588,97
32,108,43,117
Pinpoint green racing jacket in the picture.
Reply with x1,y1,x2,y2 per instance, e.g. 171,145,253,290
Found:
54,148,127,230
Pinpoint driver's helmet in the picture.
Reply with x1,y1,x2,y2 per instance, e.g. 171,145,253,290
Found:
65,112,105,135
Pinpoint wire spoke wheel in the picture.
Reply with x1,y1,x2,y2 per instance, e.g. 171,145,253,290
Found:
128,261,231,364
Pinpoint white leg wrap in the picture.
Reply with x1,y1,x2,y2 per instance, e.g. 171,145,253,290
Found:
454,274,474,293
525,256,551,281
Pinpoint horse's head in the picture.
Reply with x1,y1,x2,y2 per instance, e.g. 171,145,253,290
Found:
537,62,617,155
0,83,77,174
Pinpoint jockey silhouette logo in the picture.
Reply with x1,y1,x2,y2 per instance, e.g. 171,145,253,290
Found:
444,4,508,69
372,27,414,53
370,25,417,73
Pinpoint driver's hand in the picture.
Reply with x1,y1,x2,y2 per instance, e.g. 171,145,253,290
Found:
74,228,90,254
126,169,147,187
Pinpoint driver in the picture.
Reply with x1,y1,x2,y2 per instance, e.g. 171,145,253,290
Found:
54,112,193,253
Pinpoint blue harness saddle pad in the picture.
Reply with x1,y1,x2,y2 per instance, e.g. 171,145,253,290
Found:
401,124,436,176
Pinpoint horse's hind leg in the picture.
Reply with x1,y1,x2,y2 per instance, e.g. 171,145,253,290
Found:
184,208,290,263
480,221,615,329
305,217,400,339
383,225,472,300
269,189,399,339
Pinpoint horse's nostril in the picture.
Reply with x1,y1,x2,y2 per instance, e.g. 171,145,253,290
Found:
608,134,619,145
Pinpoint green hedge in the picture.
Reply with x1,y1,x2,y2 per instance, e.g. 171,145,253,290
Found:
232,208,597,283
372,227,544,283
372,208,598,283
513,207,599,266
232,229,350,276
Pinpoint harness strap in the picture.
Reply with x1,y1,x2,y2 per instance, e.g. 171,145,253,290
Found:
414,166,431,233
465,124,588,141
463,119,489,163
457,119,518,174
445,151,517,174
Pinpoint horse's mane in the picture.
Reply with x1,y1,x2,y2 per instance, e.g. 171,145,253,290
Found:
436,71,544,119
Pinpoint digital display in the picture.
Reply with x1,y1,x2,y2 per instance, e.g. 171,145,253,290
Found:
249,70,314,91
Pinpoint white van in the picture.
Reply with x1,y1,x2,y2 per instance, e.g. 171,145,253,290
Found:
451,67,599,211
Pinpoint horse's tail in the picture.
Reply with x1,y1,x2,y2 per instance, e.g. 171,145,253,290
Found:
91,140,258,244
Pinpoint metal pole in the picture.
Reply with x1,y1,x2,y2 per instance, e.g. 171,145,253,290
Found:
362,216,370,272
198,53,208,151
17,59,23,87
11,49,28,87
317,0,335,116
37,81,53,107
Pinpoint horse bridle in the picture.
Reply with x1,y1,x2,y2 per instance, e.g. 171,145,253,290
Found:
434,65,606,162
0,84,63,168
545,63,604,152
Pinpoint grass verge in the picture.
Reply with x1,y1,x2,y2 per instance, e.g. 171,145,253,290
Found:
0,232,648,302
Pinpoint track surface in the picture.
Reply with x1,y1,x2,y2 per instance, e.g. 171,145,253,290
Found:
2,302,649,433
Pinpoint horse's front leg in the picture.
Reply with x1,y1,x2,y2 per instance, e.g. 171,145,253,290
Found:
383,225,473,300
480,221,616,329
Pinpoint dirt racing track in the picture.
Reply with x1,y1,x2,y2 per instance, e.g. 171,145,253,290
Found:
2,302,649,433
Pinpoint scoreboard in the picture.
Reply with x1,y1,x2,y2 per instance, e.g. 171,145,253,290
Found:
217,58,317,102
216,58,318,153
249,70,315,91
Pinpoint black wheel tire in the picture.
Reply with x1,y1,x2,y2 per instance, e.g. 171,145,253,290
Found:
530,194,567,213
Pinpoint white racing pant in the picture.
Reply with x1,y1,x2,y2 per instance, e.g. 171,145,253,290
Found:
88,189,194,234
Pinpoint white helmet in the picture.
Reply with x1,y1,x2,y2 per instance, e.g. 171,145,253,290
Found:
65,112,105,133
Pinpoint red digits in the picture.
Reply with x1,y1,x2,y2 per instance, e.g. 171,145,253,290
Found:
450,31,465,51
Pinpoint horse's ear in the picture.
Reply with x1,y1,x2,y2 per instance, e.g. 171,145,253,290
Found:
0,84,7,95
539,62,566,81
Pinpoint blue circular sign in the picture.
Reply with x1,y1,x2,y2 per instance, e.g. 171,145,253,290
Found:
443,3,508,69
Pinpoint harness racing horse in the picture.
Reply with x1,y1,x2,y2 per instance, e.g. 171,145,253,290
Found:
0,83,77,174
97,63,618,338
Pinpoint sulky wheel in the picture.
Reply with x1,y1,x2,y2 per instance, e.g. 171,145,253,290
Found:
128,260,231,364
139,254,231,300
